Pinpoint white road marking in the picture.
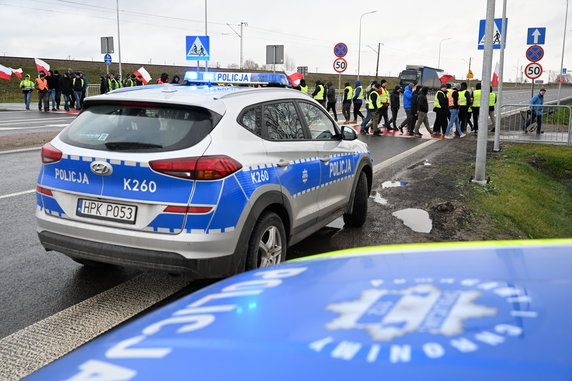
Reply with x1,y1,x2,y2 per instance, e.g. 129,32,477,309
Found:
374,140,440,174
0,189,35,200
0,125,67,131
0,147,42,155
0,272,195,381
0,117,76,124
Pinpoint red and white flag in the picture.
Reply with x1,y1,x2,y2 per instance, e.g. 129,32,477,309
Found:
134,67,151,84
9,67,23,78
491,62,500,87
34,58,50,74
284,70,304,86
0,64,12,80
437,72,454,84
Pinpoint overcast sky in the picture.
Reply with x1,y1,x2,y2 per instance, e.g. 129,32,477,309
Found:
0,0,570,82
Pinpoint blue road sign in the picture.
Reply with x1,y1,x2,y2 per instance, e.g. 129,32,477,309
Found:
186,36,210,61
104,53,112,65
526,45,544,62
564,68,567,74
527,27,546,45
478,18,507,50
334,42,348,58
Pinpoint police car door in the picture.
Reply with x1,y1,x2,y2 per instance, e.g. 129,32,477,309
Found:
260,100,321,229
297,101,355,221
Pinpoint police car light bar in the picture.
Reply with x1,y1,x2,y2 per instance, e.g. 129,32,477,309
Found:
183,71,288,86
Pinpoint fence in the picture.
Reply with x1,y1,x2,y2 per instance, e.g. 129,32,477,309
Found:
498,104,572,146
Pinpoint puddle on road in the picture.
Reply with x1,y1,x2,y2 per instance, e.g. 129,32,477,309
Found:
373,192,389,205
424,160,432,166
392,208,432,233
381,181,408,188
326,217,345,229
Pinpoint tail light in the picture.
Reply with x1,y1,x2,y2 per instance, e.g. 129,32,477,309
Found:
36,185,53,196
150,155,242,180
41,143,62,164
164,206,213,214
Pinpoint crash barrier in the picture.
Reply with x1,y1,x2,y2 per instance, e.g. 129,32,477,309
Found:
498,104,572,146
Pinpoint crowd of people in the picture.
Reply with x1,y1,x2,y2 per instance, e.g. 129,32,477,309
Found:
296,78,499,139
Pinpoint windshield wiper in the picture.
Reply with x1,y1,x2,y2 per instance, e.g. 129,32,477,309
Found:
105,141,163,150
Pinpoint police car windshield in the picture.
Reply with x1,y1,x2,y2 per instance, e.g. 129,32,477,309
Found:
60,104,218,152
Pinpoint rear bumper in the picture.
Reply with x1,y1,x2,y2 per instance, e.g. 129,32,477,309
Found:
38,231,238,277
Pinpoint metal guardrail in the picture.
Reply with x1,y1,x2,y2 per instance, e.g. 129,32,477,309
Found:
498,104,572,146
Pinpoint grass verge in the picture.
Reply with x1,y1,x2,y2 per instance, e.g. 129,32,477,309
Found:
463,144,572,239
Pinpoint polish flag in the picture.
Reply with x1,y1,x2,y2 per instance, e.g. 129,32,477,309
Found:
34,58,50,75
9,67,23,78
491,62,500,87
437,72,454,84
284,70,304,86
134,67,151,84
0,64,12,80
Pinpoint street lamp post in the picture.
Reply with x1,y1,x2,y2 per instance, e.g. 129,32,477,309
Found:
557,0,569,105
438,38,451,69
367,43,383,77
357,10,376,80
116,0,122,81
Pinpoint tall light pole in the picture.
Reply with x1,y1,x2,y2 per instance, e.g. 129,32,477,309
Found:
116,0,122,81
438,38,451,69
367,43,383,77
205,0,208,71
557,0,569,105
227,22,248,70
357,10,376,80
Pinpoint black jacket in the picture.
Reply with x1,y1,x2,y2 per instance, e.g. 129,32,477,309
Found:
326,84,336,103
60,76,73,95
411,90,420,113
390,88,400,109
434,90,449,111
417,93,429,113
46,75,58,90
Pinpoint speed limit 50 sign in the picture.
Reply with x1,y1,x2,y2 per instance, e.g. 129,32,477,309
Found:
524,62,543,80
333,57,347,73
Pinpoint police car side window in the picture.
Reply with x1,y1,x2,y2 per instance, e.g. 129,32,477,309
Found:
239,106,262,136
264,102,304,140
298,102,338,140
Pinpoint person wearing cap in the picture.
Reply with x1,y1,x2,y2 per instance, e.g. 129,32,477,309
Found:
389,85,401,130
342,82,353,123
523,88,545,134
377,79,391,130
312,80,326,107
325,81,338,122
413,86,436,137
361,81,381,135
351,80,365,124
432,83,449,136
19,74,35,110
72,72,84,110
444,83,465,138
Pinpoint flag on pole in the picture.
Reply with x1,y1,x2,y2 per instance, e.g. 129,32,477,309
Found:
284,70,304,86
34,58,50,74
9,67,23,78
0,64,12,80
437,72,454,84
491,62,500,86
134,67,151,84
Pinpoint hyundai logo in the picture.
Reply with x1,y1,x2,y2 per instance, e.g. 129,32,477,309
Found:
90,161,113,176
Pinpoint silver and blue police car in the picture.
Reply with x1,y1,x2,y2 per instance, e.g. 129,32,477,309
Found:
35,72,373,276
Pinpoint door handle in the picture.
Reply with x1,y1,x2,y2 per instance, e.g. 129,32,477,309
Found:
277,160,290,168
320,156,331,163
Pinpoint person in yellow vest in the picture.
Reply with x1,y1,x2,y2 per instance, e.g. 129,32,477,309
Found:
35,72,49,112
342,82,353,123
444,83,465,138
350,80,365,124
297,79,309,95
361,81,382,135
19,74,35,110
377,79,391,129
458,82,472,133
488,87,497,132
432,83,449,136
471,83,482,132
312,80,326,107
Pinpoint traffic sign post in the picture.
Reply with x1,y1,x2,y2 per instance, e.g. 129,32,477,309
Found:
525,45,544,62
334,43,348,58
478,18,508,50
104,53,112,75
527,27,546,45
333,58,347,73
524,63,543,80
186,36,210,61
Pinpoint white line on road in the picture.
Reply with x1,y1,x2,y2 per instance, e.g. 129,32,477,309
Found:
0,272,195,381
0,125,68,131
373,139,440,174
0,147,42,155
0,117,75,124
0,189,35,200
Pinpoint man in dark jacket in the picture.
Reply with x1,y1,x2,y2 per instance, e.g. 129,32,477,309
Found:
72,72,85,109
53,70,62,110
389,86,401,130
325,81,338,121
409,85,421,135
432,83,449,135
361,82,381,135
413,87,435,136
60,72,73,111
342,82,353,123
398,84,413,133
458,82,472,133
445,84,465,138
46,70,58,111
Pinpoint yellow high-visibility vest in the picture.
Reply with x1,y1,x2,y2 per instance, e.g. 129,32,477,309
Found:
355,85,364,100
458,90,467,106
300,85,309,93
433,90,445,109
344,86,353,100
472,89,481,107
379,87,390,104
489,92,497,106
314,84,325,100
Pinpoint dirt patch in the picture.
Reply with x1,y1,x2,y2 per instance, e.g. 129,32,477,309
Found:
0,131,58,151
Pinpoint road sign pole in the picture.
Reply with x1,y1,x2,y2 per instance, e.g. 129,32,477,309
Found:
557,0,569,105
474,0,495,184
493,0,507,152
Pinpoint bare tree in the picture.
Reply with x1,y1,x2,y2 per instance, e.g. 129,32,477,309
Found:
243,59,259,70
228,63,239,69
284,55,296,71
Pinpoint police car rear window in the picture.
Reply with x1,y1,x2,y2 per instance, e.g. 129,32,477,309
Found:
60,104,219,152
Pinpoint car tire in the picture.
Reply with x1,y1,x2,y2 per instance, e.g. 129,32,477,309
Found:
246,211,287,270
343,172,368,227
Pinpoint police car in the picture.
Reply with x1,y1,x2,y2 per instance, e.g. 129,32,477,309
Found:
35,72,373,276
24,239,572,380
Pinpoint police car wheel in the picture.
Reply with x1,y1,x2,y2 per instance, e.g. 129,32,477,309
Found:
343,172,368,227
246,212,286,270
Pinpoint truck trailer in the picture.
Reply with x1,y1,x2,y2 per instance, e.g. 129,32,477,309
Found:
398,65,443,89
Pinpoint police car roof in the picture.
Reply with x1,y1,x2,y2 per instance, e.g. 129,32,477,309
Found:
86,85,307,115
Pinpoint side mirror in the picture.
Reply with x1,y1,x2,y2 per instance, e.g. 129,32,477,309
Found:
341,125,358,140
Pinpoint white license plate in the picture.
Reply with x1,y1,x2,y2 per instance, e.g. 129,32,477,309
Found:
77,199,137,224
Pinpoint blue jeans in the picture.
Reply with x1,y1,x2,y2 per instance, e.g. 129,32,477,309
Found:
23,91,31,109
63,94,71,110
48,89,56,109
361,109,374,133
445,108,462,136
74,91,83,109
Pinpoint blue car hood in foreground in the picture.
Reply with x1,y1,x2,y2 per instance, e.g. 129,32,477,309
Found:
26,240,572,380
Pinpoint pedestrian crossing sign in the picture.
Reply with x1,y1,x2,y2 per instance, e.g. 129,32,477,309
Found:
186,36,210,61
478,18,508,50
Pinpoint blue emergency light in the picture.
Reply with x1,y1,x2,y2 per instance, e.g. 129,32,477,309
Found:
183,71,288,86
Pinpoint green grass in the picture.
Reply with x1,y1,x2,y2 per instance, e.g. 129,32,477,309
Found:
465,144,572,239
544,106,571,125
